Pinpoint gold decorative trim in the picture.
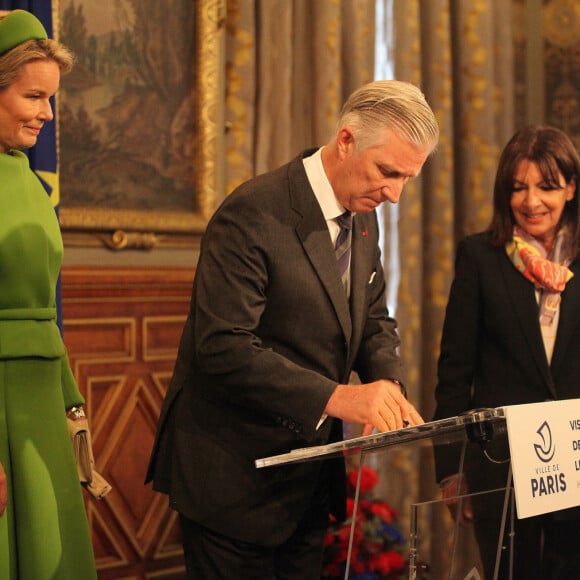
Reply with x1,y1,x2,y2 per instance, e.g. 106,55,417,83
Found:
58,0,226,249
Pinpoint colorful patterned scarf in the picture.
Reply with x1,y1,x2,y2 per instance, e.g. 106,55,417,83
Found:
506,226,574,327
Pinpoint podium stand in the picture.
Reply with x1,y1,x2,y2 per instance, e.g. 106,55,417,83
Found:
256,408,513,580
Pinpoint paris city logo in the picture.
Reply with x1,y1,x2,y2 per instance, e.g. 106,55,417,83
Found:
531,420,566,498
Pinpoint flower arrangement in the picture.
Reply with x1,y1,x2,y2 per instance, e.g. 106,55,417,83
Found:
322,465,407,579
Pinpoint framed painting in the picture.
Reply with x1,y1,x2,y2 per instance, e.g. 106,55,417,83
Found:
55,0,225,249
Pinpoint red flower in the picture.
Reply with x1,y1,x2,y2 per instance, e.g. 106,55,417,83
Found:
337,524,363,546
347,465,379,494
369,501,394,524
368,550,406,574
346,497,355,517
359,498,373,511
322,466,412,579
324,531,335,547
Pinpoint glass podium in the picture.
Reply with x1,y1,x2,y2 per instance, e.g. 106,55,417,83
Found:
256,408,513,580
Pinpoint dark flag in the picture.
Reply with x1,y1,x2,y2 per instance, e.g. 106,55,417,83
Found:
0,1,64,332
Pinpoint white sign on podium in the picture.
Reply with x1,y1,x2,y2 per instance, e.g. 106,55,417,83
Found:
504,399,580,519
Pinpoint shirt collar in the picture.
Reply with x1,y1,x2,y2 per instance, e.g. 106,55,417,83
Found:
303,147,346,221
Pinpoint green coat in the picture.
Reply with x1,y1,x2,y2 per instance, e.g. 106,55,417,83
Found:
0,151,97,580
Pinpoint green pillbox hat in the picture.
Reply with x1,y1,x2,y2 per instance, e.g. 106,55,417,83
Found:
0,9,48,56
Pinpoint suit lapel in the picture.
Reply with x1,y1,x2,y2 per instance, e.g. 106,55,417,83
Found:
498,250,556,395
288,157,352,341
551,260,580,378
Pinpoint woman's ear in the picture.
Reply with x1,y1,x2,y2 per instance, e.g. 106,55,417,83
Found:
566,178,576,201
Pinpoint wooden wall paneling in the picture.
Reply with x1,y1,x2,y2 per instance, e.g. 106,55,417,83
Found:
61,266,194,580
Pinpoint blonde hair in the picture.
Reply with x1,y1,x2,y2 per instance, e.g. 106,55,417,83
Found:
337,80,439,152
0,38,74,89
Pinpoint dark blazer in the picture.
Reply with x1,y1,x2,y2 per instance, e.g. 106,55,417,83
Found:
433,231,580,482
146,150,404,546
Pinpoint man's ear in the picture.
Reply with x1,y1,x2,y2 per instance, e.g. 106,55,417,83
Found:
337,127,355,157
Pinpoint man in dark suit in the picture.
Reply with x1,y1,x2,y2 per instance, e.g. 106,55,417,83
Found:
146,80,439,579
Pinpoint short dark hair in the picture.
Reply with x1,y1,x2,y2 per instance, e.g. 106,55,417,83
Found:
487,125,580,256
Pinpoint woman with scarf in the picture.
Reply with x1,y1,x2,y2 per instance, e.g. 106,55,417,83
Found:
433,125,580,579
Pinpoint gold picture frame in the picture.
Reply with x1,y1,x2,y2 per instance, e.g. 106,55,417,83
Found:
55,0,225,250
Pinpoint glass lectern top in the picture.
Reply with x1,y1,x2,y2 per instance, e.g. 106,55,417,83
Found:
255,407,506,468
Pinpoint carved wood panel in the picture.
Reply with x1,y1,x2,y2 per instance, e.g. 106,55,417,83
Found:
61,266,195,580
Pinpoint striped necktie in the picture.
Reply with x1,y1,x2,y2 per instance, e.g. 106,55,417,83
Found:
335,211,353,296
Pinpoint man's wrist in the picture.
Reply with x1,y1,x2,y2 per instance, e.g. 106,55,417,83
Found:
389,378,405,395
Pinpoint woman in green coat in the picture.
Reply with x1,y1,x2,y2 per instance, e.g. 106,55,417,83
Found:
0,10,98,579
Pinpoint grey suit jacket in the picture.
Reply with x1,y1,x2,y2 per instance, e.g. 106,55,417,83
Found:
146,150,404,545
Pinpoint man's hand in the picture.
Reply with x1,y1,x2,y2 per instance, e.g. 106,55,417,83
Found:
324,379,424,434
0,462,7,517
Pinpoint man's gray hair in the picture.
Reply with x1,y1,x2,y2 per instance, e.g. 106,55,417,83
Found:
337,80,439,152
